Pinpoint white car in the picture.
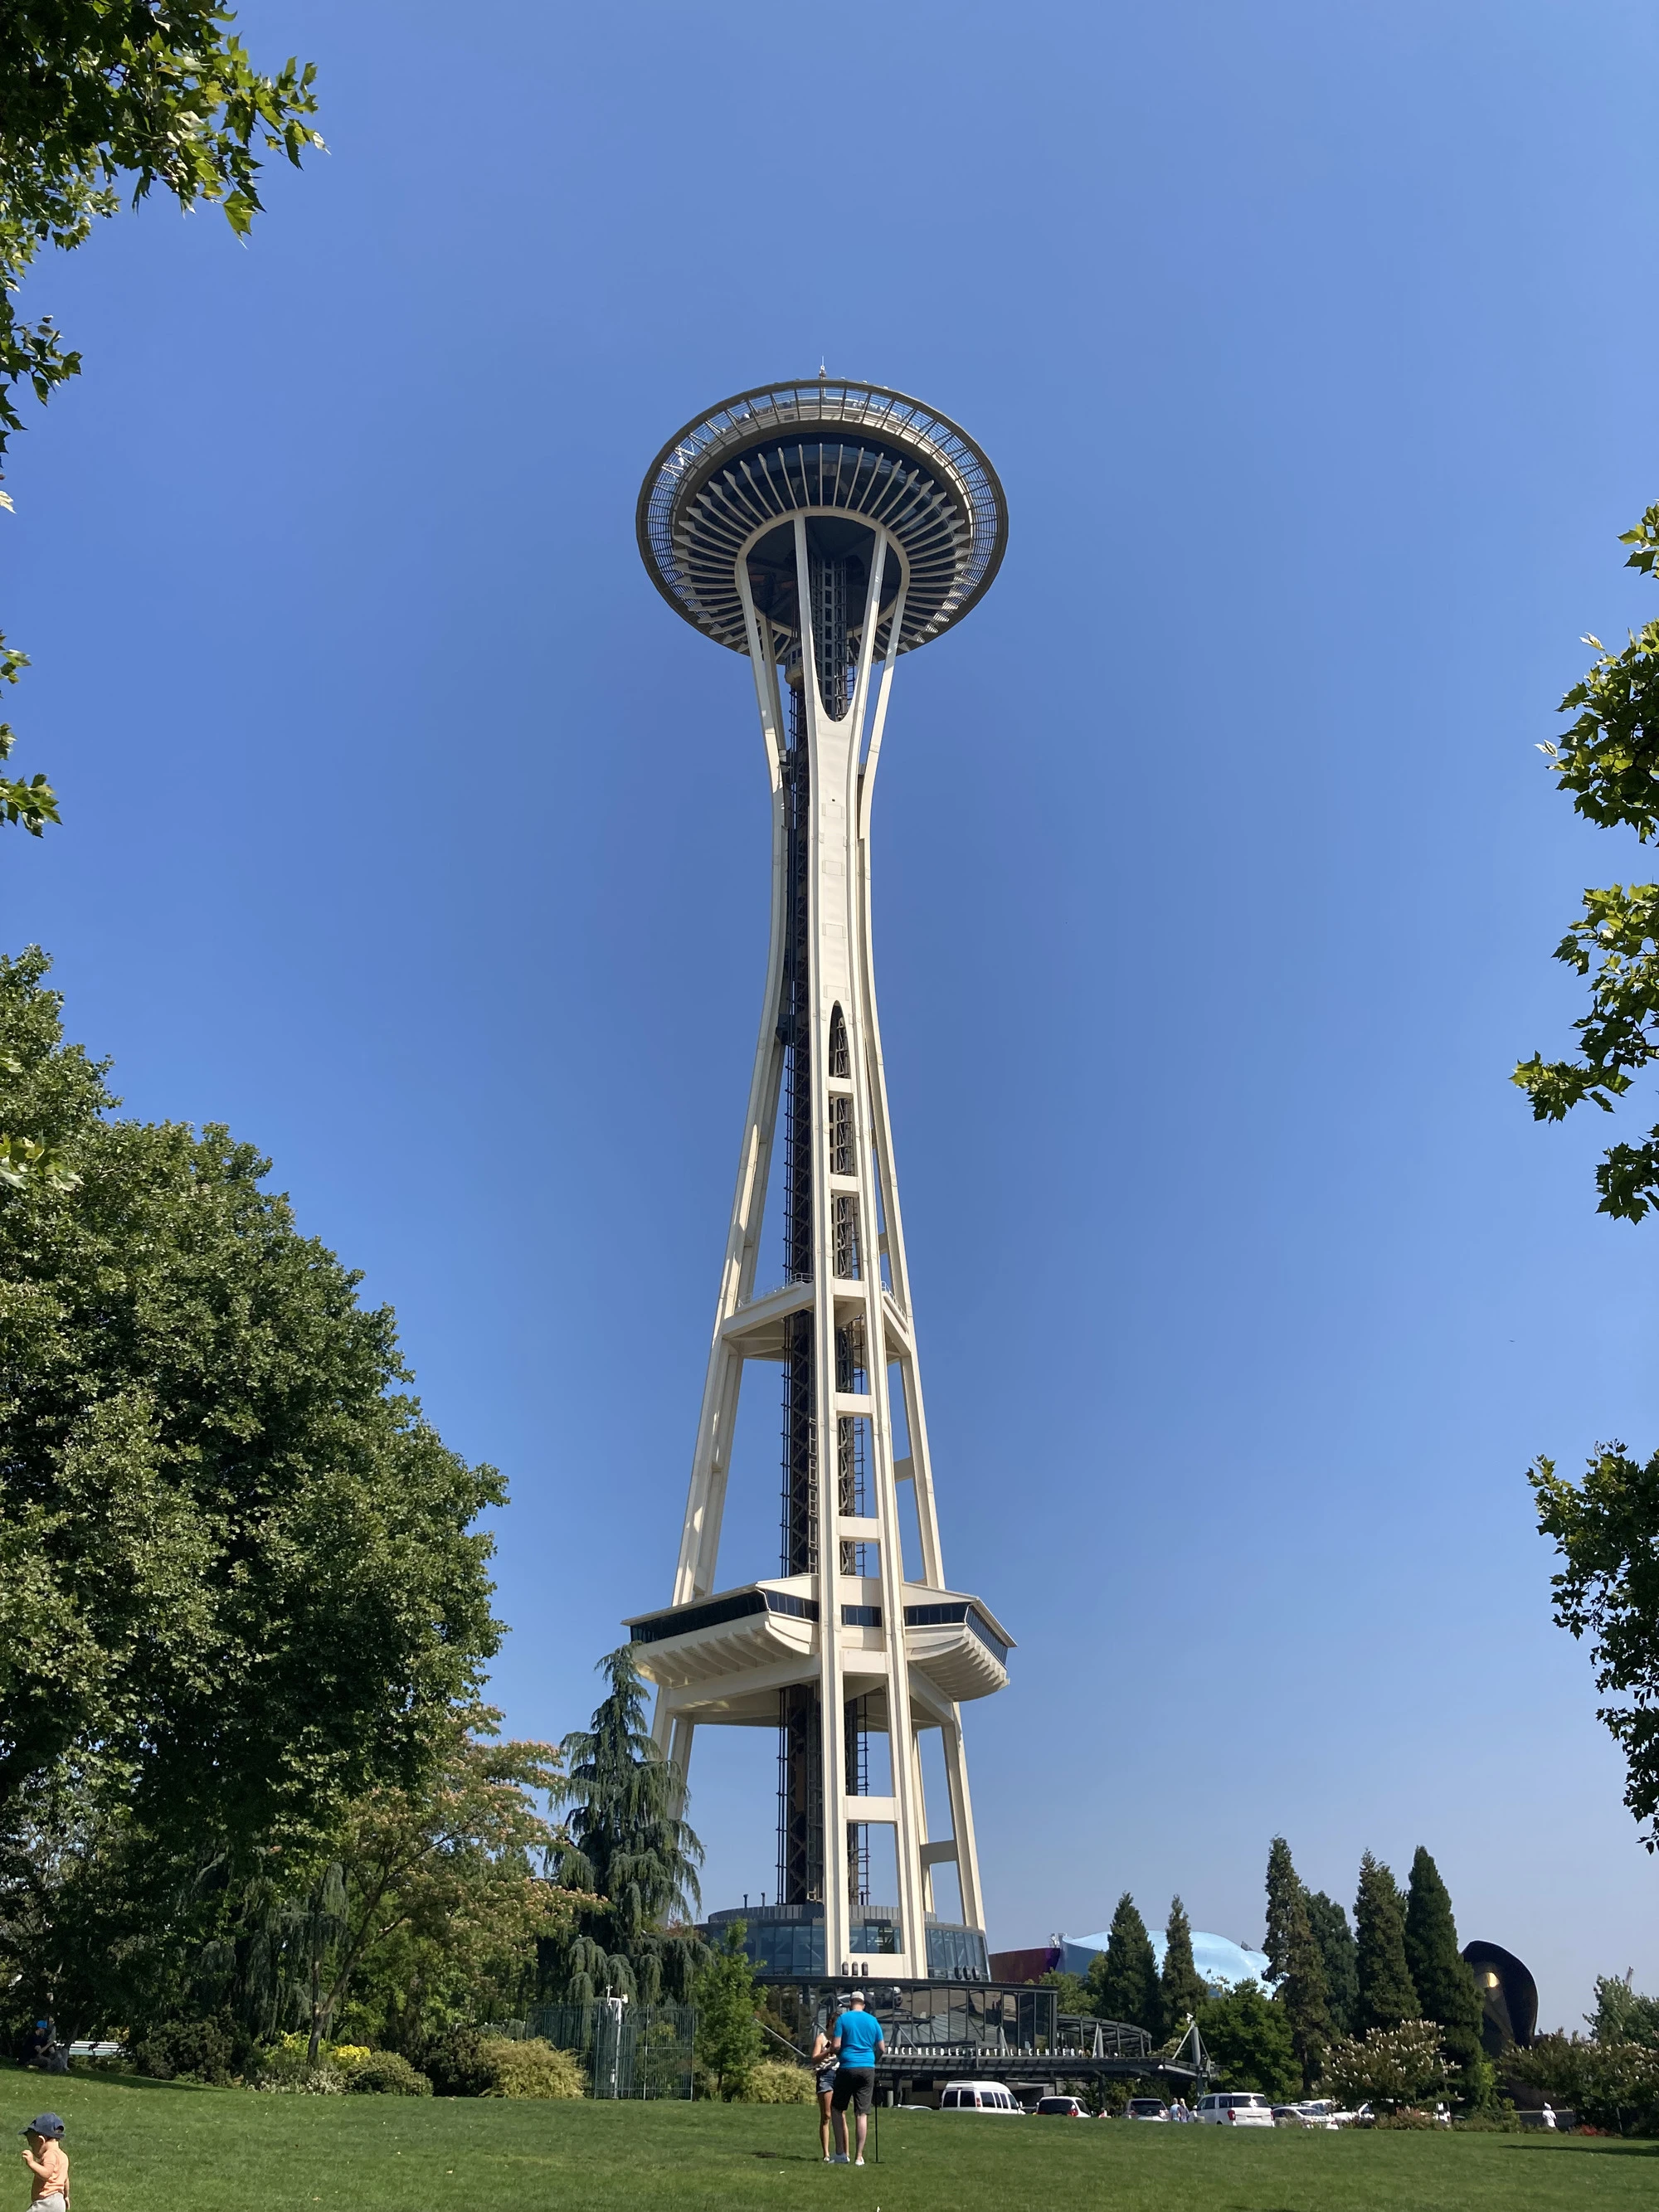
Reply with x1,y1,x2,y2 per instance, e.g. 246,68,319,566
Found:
1273,2100,1339,2129
1195,2091,1275,2127
1032,2095,1089,2118
938,2081,1024,2112
1124,2097,1170,2121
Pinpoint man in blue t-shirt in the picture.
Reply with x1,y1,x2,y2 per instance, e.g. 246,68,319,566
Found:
829,1992,885,2164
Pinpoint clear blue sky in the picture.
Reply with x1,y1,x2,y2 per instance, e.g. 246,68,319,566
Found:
3,0,1657,2030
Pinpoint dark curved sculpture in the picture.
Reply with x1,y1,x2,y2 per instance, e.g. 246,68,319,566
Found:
1462,1941,1538,2054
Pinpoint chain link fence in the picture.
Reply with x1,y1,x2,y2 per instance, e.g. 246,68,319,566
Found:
526,2001,696,2100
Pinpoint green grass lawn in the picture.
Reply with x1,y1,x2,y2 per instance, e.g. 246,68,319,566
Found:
3,2066,1652,2212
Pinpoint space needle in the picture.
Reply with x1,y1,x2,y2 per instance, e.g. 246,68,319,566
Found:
625,378,1014,1984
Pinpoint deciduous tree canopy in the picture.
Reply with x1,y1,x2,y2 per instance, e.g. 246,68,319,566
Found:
0,948,504,1858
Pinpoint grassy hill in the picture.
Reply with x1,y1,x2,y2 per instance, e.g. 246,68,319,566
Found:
2,2066,1651,2212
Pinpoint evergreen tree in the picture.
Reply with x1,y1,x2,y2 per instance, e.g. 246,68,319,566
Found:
1354,1853,1419,2033
1403,1845,1486,2091
1263,1837,1332,2088
692,1920,763,2098
1088,1893,1162,2038
1306,1890,1359,2038
544,1646,704,2003
1160,1897,1206,2036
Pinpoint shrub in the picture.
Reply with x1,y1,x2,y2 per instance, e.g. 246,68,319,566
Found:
1508,2032,1659,2135
248,2045,344,2095
741,2059,814,2103
418,2026,494,2098
129,2017,237,2086
479,2036,585,2098
332,2045,372,2073
1373,2106,1436,2128
345,2051,432,2097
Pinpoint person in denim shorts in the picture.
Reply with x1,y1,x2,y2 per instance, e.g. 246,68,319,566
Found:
810,2025,839,2160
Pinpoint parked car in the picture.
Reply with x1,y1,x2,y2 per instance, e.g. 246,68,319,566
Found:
1195,2091,1275,2127
1273,2100,1339,2129
1033,2095,1089,2118
938,2081,1024,2112
1124,2097,1170,2121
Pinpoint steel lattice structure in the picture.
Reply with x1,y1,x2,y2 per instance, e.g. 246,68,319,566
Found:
625,377,1013,1983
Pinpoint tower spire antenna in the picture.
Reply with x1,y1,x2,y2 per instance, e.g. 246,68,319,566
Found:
630,379,1011,1992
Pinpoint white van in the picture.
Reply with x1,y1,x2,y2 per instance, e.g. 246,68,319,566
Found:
938,2081,1024,2112
1195,2091,1274,2127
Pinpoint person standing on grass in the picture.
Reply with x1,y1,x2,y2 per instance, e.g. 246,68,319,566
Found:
829,1991,884,2166
20,2114,67,2212
810,2024,839,2161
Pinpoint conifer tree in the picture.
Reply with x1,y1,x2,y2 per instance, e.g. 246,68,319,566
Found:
1263,1836,1332,2088
1354,1852,1419,2033
545,1646,704,2002
1305,1889,1359,2038
1160,1896,1206,2036
1403,1845,1486,2090
1088,1892,1162,2038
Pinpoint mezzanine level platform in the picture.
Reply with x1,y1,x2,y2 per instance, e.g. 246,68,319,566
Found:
625,1578,1012,1720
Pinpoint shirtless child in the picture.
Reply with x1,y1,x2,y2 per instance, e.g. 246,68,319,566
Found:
20,2115,66,2212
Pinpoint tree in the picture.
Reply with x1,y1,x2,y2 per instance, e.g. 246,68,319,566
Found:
285,1709,568,2062
1514,505,1659,1220
543,1646,703,2004
1402,1847,1484,2093
1353,1854,1418,2034
0,5,324,833
1263,1837,1331,2088
1323,2021,1451,2115
1087,1893,1161,2039
1530,1443,1659,1847
1037,1968,1091,2013
0,949,504,1865
1305,1890,1358,2038
1511,510,1659,1847
1195,1982,1300,2102
1592,1971,1659,2049
1160,1897,1206,2036
692,1919,762,2099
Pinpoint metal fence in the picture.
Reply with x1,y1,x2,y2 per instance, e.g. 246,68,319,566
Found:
526,2001,697,2100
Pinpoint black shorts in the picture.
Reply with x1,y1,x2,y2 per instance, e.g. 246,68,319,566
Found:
832,2068,875,2114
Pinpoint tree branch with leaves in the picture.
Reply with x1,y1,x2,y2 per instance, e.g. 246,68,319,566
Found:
0,2,324,829
1516,505,1659,1857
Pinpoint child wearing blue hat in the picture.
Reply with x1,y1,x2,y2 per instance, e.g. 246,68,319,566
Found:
20,2115,66,2211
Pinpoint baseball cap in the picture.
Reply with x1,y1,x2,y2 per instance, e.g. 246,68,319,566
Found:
22,2115,64,2138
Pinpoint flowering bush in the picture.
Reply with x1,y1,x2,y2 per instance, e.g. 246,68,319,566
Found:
1324,2022,1450,2112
